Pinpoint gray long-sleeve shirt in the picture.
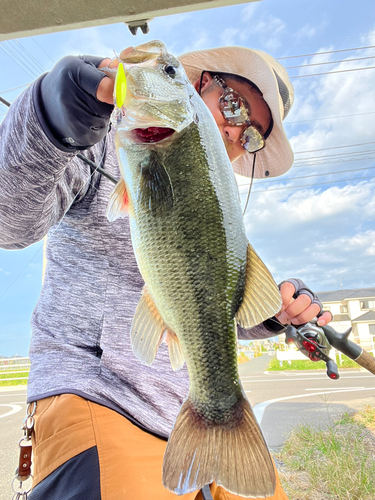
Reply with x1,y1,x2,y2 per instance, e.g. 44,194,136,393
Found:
0,84,280,438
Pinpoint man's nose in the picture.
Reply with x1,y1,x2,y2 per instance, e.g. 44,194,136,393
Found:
223,124,243,144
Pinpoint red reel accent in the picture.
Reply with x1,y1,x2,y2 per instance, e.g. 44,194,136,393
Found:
302,339,320,361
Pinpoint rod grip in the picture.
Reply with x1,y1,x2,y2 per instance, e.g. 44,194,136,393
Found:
354,349,375,375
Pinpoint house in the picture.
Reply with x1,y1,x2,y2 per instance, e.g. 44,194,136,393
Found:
317,288,375,352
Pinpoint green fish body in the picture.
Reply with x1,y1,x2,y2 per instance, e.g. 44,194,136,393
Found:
107,40,282,498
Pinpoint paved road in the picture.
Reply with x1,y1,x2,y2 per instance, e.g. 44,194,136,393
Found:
0,387,28,500
0,359,374,498
239,356,375,450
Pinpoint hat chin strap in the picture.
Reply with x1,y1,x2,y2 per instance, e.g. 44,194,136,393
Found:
242,153,256,216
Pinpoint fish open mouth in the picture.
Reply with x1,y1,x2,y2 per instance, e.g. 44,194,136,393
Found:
132,127,175,143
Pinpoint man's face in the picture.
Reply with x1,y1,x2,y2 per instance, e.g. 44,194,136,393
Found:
194,74,272,163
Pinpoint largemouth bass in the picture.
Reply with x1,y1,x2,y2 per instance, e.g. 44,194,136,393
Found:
106,40,282,498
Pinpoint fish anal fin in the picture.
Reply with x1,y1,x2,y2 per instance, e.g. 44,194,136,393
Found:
165,330,185,371
106,178,129,222
163,395,276,497
131,287,166,366
236,243,282,329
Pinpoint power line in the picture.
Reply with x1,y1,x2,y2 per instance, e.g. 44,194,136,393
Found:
290,65,375,78
293,149,375,162
243,176,375,195
0,83,31,94
277,45,375,60
294,141,375,154
14,39,48,74
238,166,375,187
285,111,375,125
272,32,375,54
285,55,375,69
31,36,56,65
293,155,375,168
0,42,41,80
1,41,41,79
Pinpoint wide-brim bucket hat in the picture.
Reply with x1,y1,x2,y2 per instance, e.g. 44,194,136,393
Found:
178,46,294,178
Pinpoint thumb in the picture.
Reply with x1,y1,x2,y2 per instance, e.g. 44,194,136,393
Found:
96,58,117,104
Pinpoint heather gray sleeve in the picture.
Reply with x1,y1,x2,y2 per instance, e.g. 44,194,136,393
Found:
237,318,286,340
0,84,94,250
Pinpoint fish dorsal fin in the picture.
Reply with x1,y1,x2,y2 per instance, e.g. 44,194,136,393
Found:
236,243,282,328
165,331,185,371
131,287,165,366
106,178,129,222
138,151,174,215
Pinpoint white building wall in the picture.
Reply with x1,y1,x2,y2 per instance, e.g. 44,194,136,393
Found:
331,320,352,334
356,322,372,349
322,302,341,315
348,299,362,320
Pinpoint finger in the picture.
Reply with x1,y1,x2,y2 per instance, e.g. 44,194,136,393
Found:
283,293,312,321
279,281,296,312
317,311,333,327
96,75,115,104
289,302,321,326
98,58,113,69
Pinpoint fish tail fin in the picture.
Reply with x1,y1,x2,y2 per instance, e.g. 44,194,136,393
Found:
162,395,276,498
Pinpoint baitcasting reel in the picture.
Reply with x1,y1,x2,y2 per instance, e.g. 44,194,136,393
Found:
285,322,340,379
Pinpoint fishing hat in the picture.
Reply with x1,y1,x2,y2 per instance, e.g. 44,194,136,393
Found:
178,46,294,178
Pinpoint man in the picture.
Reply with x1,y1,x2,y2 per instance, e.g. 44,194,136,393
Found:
0,44,331,500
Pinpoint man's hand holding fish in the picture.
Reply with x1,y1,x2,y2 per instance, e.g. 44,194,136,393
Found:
0,40,330,500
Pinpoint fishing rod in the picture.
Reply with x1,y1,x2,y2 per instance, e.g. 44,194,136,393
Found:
286,320,375,378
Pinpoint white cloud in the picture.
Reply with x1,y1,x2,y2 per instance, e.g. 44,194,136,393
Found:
241,2,260,22
242,179,375,291
294,24,317,41
60,27,120,58
181,30,211,53
220,28,240,46
287,45,375,153
251,15,286,50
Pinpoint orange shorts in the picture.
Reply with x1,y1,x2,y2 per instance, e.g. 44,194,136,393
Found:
31,394,288,500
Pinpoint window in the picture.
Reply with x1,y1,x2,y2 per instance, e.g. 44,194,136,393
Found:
370,324,375,336
340,305,348,313
360,300,375,310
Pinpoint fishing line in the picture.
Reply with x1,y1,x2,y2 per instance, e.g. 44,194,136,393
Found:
0,120,111,301
242,153,256,216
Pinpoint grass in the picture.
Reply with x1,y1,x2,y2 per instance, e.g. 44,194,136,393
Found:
0,370,29,386
276,406,375,500
237,352,250,364
268,354,359,371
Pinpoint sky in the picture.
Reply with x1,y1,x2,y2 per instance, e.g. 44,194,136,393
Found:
0,0,375,356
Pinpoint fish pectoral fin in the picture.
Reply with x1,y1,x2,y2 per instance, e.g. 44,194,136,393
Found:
165,330,185,371
131,286,166,366
236,243,282,329
138,151,174,215
106,178,129,222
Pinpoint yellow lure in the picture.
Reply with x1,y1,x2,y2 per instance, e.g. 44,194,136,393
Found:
115,63,127,108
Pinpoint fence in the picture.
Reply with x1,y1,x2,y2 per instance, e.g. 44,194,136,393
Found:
0,357,30,382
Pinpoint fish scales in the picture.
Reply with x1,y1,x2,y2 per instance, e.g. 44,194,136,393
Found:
126,121,247,421
106,40,282,498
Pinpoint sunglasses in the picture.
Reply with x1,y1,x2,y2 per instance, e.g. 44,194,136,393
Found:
213,75,273,154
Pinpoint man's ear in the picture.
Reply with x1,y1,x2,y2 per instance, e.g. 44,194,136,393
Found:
193,72,214,93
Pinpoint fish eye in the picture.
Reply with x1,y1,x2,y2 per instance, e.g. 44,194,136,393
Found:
164,65,177,79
